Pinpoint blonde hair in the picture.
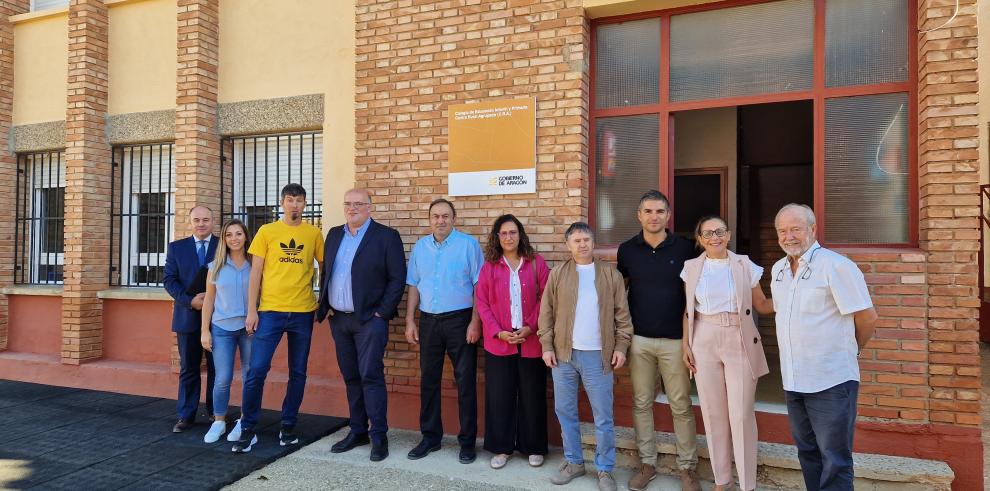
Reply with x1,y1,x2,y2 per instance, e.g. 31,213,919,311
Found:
210,219,252,282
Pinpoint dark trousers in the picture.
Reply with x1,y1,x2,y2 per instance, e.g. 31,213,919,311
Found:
331,311,389,443
418,308,477,447
785,380,859,491
240,311,315,431
483,350,548,456
176,329,215,421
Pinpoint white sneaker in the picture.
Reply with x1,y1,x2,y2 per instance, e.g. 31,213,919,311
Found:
226,419,243,442
529,454,544,467
204,420,226,443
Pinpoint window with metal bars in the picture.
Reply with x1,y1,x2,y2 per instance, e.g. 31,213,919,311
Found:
110,143,176,287
220,132,323,236
14,151,65,285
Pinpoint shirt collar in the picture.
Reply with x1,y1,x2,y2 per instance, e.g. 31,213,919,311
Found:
798,241,822,264
193,236,210,245
345,218,372,237
635,229,675,249
225,256,249,271
432,228,458,247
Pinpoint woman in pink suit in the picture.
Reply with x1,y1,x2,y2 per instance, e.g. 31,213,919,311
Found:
476,214,551,470
681,216,774,491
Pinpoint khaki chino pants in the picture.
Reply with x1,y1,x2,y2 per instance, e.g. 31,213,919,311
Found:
629,334,698,469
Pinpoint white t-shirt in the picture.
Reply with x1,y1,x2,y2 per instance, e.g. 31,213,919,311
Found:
572,263,602,350
770,243,873,393
680,257,764,315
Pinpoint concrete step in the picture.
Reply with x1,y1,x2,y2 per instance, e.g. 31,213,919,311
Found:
580,423,954,491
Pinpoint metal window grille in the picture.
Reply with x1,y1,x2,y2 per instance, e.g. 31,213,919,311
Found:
14,151,65,285
220,132,323,236
110,143,175,287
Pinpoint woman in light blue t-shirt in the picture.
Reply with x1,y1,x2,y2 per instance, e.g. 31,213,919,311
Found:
200,219,253,444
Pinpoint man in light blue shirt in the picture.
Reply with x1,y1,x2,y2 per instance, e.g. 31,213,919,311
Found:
330,217,371,312
404,198,483,464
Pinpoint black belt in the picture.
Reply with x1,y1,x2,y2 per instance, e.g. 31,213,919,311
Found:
420,307,472,320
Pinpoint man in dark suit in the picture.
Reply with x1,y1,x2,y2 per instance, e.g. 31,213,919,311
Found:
317,188,406,462
163,205,218,433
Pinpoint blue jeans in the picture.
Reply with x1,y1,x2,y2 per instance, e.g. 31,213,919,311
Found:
211,325,252,418
552,349,615,472
785,380,859,491
240,311,315,432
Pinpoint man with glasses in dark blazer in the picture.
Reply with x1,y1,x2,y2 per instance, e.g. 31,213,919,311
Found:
163,205,218,433
317,188,406,462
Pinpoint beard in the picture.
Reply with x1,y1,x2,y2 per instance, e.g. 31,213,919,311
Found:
781,242,809,258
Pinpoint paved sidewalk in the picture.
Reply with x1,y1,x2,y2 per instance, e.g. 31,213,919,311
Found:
0,380,346,490
227,427,699,491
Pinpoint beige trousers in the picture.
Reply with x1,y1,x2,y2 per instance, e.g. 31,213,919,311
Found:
629,334,698,469
693,314,759,490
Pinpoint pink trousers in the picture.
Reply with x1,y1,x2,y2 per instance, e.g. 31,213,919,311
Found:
693,312,758,490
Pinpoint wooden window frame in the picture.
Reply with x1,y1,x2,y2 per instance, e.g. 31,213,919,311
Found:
589,0,918,248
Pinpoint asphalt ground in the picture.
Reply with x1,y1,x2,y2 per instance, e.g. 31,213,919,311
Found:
0,380,346,490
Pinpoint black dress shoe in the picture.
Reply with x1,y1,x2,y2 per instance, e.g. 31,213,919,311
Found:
331,432,370,453
407,439,441,460
458,445,476,464
172,419,194,433
370,439,389,462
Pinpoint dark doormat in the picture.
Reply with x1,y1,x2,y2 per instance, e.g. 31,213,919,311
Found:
0,380,347,490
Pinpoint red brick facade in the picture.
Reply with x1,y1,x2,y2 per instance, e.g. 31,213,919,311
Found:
0,0,30,352
355,0,589,388
62,0,111,364
917,0,982,430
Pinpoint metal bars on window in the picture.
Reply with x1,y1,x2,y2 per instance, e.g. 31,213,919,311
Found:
14,151,65,285
220,132,324,237
110,143,176,287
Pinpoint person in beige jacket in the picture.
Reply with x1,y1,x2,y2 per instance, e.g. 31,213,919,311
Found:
538,222,633,491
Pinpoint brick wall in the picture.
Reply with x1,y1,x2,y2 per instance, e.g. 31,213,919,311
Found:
355,0,589,390
917,0,982,428
62,0,111,364
171,0,220,371
0,0,30,352
174,0,220,227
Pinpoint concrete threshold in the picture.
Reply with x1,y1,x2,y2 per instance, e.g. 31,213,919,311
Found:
580,424,954,491
226,427,688,490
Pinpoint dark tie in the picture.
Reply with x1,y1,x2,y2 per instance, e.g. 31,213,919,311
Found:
197,240,206,267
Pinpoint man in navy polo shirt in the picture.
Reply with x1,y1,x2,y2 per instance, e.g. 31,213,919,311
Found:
617,190,701,491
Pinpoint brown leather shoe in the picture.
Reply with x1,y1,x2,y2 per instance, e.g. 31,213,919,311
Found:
680,468,702,491
172,419,194,433
628,463,657,491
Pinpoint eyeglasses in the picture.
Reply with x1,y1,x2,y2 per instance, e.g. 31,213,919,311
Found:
700,228,728,239
343,202,368,209
498,230,519,238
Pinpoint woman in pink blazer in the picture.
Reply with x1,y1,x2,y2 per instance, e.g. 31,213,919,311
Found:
476,214,551,470
681,216,774,491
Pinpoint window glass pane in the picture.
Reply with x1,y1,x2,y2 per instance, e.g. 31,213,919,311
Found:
137,193,167,254
40,187,64,254
824,93,909,244
32,0,68,11
595,18,660,108
595,115,659,245
669,0,813,102
231,133,323,228
826,0,908,87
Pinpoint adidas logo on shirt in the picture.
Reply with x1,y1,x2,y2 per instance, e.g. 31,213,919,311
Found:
279,239,305,264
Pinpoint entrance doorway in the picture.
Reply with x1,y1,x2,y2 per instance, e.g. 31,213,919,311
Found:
672,100,814,405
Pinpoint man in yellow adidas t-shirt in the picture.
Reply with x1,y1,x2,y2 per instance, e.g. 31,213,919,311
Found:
231,183,324,453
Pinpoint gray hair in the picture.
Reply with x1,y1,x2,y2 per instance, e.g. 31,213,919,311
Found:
774,203,816,228
564,221,594,241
